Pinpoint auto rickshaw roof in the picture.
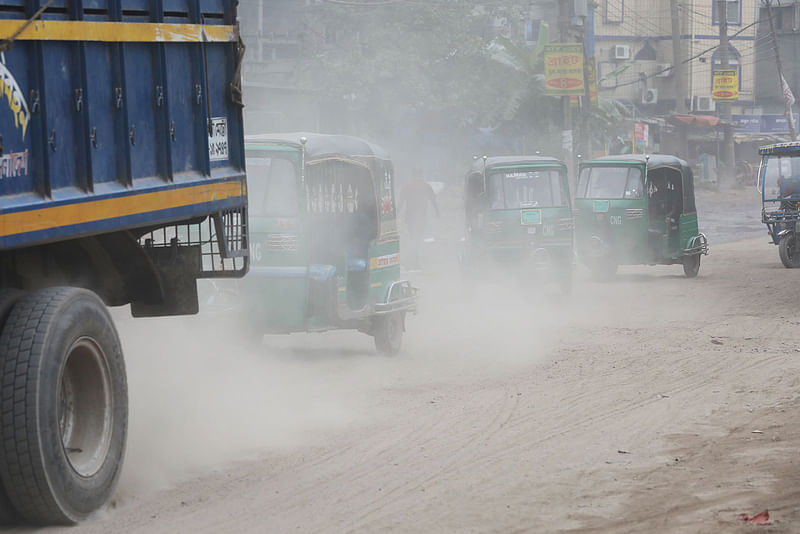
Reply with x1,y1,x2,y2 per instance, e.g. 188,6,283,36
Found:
581,154,689,171
245,132,392,162
758,141,800,157
469,155,566,174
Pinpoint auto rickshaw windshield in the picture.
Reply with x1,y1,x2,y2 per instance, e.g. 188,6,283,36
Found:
486,169,567,209
762,155,800,199
577,166,644,200
246,155,300,217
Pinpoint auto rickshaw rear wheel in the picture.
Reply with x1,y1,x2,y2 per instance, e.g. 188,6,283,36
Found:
373,312,403,355
778,233,800,268
682,253,701,278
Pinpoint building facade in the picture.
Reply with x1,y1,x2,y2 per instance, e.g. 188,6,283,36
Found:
594,0,758,114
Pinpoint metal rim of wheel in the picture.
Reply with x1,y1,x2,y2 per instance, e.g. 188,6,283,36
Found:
58,336,114,478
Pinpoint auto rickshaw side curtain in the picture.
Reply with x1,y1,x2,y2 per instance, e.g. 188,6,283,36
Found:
682,166,696,214
305,159,378,267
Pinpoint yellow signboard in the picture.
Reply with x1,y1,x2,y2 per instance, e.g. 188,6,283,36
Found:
712,69,738,102
544,44,585,96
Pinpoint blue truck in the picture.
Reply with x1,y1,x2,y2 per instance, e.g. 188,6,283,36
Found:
0,0,248,524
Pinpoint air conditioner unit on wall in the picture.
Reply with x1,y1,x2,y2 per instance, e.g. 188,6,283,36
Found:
655,63,673,77
611,44,631,60
642,88,658,105
694,95,716,112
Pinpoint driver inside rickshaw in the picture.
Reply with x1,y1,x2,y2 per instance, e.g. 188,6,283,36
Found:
486,170,565,209
647,168,683,249
777,159,800,208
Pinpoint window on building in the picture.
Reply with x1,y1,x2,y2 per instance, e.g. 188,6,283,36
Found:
713,0,742,26
604,0,624,23
525,20,542,43
774,5,797,32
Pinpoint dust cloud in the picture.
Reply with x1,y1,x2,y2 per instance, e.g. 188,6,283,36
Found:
111,232,565,504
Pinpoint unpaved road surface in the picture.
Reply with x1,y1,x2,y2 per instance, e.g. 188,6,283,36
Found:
7,188,800,533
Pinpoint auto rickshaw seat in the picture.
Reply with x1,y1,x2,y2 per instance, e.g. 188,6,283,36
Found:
347,258,368,272
308,264,337,281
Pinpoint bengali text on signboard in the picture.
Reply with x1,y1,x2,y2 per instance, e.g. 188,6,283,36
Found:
712,69,738,102
544,44,585,96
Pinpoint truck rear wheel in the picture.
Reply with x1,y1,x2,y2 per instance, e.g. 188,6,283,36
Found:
0,289,25,525
0,287,127,525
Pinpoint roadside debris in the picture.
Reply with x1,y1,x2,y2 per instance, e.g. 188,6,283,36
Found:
736,510,771,525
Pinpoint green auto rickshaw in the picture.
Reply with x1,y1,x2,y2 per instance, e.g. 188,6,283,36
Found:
575,154,708,279
241,133,416,354
461,155,574,293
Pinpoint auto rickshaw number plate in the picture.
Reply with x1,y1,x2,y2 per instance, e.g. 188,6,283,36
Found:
520,209,542,225
593,200,610,213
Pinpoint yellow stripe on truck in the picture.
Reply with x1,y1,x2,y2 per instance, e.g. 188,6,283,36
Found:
0,20,237,43
0,180,243,237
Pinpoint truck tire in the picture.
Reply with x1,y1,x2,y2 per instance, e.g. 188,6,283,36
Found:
0,287,127,525
373,312,403,355
0,289,25,525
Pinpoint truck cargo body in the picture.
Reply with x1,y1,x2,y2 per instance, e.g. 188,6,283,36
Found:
0,0,248,525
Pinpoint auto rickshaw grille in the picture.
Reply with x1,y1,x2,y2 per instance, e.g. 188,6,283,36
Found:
625,209,643,219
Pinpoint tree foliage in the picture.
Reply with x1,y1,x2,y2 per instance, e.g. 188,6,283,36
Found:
303,1,542,139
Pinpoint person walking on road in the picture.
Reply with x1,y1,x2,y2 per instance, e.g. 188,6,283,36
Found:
398,170,440,269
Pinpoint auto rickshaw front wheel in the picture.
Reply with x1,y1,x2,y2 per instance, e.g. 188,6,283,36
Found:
778,233,800,268
682,253,701,278
373,312,404,355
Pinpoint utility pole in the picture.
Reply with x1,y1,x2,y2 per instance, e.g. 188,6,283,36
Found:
670,0,688,161
670,0,687,114
559,0,574,185
765,0,798,140
717,0,735,185
580,2,595,164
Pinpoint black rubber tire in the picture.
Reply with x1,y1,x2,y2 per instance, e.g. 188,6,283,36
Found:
778,233,800,268
373,312,403,355
0,287,127,525
0,289,25,525
683,254,701,278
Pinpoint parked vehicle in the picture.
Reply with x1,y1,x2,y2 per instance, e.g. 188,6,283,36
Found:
461,156,573,294
575,155,708,278
758,142,800,267
241,133,416,354
0,0,247,524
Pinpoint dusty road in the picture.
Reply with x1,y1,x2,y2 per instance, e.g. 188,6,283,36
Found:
6,188,800,533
